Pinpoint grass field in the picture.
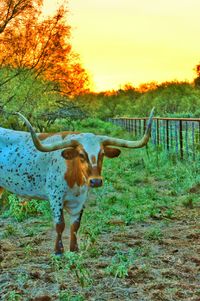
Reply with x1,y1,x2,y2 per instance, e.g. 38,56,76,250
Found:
0,143,199,301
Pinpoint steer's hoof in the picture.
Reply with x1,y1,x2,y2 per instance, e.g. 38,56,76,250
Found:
69,246,79,252
54,240,64,256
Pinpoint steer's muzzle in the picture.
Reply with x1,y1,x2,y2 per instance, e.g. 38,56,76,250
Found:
89,178,103,188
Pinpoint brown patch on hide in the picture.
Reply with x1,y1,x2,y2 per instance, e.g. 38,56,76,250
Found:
64,157,88,188
0,187,4,198
91,155,96,165
97,150,104,174
70,222,80,252
90,166,101,178
55,211,65,254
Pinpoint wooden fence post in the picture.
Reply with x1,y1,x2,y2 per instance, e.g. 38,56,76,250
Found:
134,119,137,136
179,120,183,159
166,119,169,150
156,118,159,145
199,122,200,144
143,119,146,134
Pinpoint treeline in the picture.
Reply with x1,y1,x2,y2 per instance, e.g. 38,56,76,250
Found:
75,80,200,120
0,1,199,133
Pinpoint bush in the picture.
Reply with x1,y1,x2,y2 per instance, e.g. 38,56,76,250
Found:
2,194,51,221
48,117,126,137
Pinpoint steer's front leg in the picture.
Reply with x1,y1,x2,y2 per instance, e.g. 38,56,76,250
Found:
70,209,84,252
55,209,65,255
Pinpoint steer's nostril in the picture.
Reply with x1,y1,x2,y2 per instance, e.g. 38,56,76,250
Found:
90,179,95,185
89,178,103,187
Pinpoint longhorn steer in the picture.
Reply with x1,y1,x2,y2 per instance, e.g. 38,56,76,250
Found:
0,109,154,254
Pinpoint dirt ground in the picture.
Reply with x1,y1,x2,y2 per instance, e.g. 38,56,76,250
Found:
0,204,199,301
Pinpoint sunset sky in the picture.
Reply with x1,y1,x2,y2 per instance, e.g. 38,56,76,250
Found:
43,0,200,92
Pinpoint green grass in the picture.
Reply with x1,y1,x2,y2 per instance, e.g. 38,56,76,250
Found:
105,248,141,279
77,145,199,253
1,194,51,222
6,291,22,301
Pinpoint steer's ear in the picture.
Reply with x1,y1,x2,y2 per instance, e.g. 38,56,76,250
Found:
104,147,121,158
61,148,79,160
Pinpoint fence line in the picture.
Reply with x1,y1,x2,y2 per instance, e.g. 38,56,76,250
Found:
107,117,200,160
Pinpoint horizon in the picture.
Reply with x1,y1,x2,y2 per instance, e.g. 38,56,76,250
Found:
43,0,200,92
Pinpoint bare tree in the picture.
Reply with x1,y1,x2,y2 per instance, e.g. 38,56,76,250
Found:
0,0,42,34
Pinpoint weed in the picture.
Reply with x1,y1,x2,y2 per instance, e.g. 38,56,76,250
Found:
6,291,22,301
3,224,18,238
105,254,129,278
182,196,195,209
2,194,51,221
105,249,140,279
87,246,102,258
24,244,34,257
144,226,163,241
50,254,64,271
59,291,85,301
64,252,92,287
164,208,174,218
16,272,29,287
50,252,92,288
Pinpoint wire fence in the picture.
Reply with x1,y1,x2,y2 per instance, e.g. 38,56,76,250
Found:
107,117,200,160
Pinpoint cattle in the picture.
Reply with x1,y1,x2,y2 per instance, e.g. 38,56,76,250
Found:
0,108,154,254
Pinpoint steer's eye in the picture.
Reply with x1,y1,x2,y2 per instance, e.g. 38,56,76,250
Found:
79,153,85,162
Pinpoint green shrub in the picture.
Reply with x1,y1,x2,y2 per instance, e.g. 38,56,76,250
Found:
48,117,126,137
2,194,51,221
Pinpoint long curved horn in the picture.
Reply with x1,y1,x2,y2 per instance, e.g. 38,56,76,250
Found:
15,112,79,152
100,107,155,148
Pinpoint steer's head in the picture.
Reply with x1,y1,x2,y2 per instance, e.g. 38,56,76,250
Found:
61,134,121,188
16,108,154,188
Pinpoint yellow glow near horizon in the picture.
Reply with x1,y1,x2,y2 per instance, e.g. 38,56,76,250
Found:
44,0,200,92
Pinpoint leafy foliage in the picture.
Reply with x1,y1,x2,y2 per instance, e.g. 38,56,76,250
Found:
73,81,200,119
2,194,51,221
0,0,42,34
0,0,89,103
